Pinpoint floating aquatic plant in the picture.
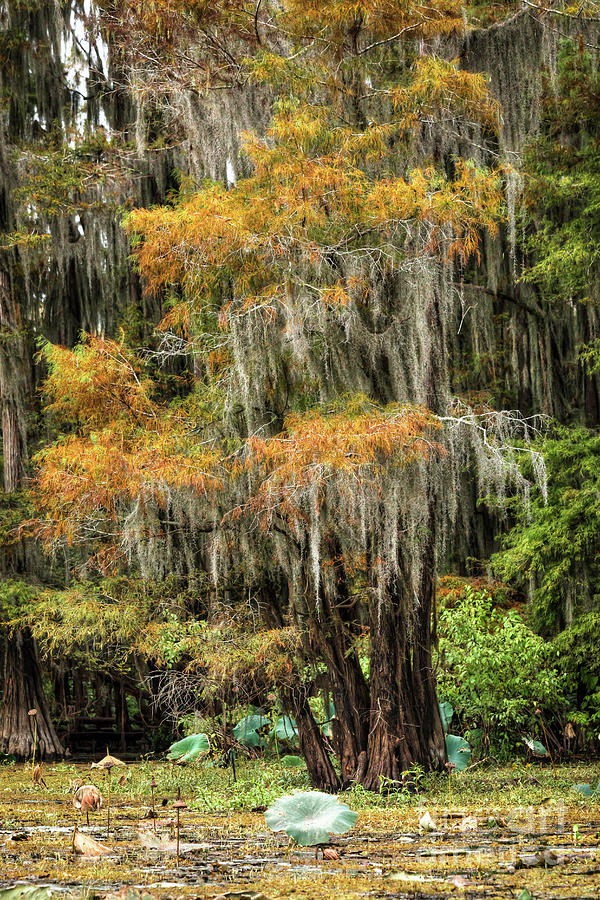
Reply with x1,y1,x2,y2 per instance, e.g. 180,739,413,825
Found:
265,790,357,846
445,734,471,772
166,733,210,764
573,781,600,799
233,714,270,748
523,737,548,757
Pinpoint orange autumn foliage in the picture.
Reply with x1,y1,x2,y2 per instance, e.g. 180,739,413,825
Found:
280,0,465,42
33,2,505,565
126,103,502,320
42,335,156,428
246,401,444,522
34,337,222,560
34,430,222,552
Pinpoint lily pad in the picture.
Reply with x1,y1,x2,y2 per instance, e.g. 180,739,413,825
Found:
445,734,471,772
73,828,113,857
233,714,270,748
273,716,299,742
418,810,437,832
264,790,357,846
166,733,210,763
439,701,453,734
91,753,126,770
280,755,305,768
0,888,61,900
523,737,548,756
573,781,600,799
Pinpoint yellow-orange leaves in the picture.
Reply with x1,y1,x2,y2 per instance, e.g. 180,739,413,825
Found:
392,58,500,134
35,335,223,558
126,104,503,317
34,430,222,551
247,401,443,520
367,162,502,263
280,0,465,42
42,336,156,429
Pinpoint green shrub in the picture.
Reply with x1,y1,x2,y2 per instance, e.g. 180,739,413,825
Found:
436,585,566,757
552,612,600,742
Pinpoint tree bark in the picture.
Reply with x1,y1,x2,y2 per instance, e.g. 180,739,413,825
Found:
361,512,445,791
0,628,64,759
0,266,28,492
310,543,370,784
310,602,369,785
289,686,340,792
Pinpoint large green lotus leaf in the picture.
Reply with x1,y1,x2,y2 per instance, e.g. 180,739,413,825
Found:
445,734,471,772
0,888,60,900
233,714,270,747
319,720,333,737
273,716,299,742
167,733,210,763
523,737,548,756
265,790,357,846
439,701,453,734
280,754,305,768
318,700,336,737
573,781,600,799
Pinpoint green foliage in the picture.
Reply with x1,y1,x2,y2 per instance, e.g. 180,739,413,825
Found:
233,714,270,748
439,701,453,734
273,716,299,743
264,790,357,846
494,428,600,634
517,890,533,900
344,764,425,808
14,131,123,212
445,734,471,771
0,490,33,552
280,755,305,768
523,737,548,757
166,733,210,763
0,579,38,621
552,612,600,739
0,887,56,900
24,576,196,673
110,756,312,812
521,40,600,301
436,585,566,756
572,781,600,800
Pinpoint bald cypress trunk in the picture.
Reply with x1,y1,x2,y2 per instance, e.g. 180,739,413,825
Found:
290,686,340,792
0,266,27,492
0,629,64,760
362,521,445,790
0,268,63,759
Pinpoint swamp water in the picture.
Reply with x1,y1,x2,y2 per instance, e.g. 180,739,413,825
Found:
0,763,599,899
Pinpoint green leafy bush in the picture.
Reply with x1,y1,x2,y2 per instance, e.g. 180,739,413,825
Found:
436,585,566,757
552,612,600,741
494,428,600,635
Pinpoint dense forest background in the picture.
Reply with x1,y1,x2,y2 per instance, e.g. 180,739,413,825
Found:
0,0,599,789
